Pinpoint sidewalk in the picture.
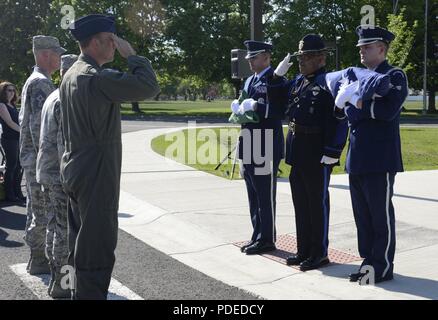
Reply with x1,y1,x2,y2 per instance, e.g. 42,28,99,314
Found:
118,127,438,300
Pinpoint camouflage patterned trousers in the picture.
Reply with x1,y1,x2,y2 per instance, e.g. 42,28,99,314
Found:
23,166,49,254
44,184,68,268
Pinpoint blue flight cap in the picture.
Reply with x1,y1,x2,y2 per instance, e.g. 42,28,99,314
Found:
244,40,273,59
69,14,116,41
356,25,395,47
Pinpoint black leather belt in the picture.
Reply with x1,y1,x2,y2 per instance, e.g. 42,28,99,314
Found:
288,122,321,134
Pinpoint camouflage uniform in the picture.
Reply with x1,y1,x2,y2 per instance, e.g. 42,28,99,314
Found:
20,66,55,257
37,88,71,298
36,89,67,269
20,35,66,275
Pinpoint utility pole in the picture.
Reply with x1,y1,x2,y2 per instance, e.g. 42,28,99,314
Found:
335,36,342,70
251,0,263,41
423,0,428,114
393,0,399,14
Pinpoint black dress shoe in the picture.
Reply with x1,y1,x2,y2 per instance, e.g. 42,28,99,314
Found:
5,195,20,203
349,272,366,282
16,194,26,203
240,241,256,253
375,274,394,284
299,256,330,271
245,241,276,255
286,253,307,266
358,273,394,285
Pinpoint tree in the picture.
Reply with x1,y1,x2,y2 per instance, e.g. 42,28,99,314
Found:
384,2,437,112
161,0,251,84
267,0,395,73
387,8,418,89
0,0,52,89
49,0,167,110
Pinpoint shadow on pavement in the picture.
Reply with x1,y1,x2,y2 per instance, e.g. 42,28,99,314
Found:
0,206,26,230
0,228,24,248
321,262,438,300
122,115,230,123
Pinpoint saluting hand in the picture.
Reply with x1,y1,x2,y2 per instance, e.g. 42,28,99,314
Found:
113,35,137,58
274,53,293,77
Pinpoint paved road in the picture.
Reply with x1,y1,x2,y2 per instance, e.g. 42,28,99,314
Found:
0,119,258,300
0,201,257,299
1,118,436,300
121,118,438,134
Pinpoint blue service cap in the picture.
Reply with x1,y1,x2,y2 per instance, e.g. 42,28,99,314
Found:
244,40,273,59
356,25,395,47
69,14,116,41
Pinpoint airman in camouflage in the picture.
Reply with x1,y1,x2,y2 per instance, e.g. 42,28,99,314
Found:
36,54,78,298
20,35,66,275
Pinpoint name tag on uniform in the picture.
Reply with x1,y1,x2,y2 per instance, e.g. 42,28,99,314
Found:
255,85,267,94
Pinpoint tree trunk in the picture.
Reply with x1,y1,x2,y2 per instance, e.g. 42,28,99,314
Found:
131,102,142,113
428,90,436,113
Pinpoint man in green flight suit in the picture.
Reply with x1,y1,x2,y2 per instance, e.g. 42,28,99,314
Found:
60,14,160,299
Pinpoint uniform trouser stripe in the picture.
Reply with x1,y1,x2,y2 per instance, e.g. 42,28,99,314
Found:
383,172,392,278
322,167,330,257
270,161,275,243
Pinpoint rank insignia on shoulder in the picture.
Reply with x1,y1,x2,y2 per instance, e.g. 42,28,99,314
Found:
312,86,320,96
258,98,265,104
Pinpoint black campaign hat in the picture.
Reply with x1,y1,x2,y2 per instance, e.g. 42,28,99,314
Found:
292,34,334,56
244,40,273,59
69,14,116,41
356,25,395,47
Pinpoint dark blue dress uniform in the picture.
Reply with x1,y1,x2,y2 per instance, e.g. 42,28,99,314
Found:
342,26,408,282
238,41,287,253
285,68,348,262
268,35,348,268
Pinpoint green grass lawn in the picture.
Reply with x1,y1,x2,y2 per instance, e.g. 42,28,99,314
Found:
121,100,231,117
122,100,438,118
151,127,438,180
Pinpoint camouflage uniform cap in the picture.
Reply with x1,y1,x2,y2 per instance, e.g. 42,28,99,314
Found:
33,35,67,55
61,54,78,71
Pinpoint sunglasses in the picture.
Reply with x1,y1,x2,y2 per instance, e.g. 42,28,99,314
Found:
296,53,323,61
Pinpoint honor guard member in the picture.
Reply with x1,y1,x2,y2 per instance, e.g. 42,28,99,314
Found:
36,54,78,298
61,14,160,299
273,35,348,271
235,40,287,255
336,26,408,284
20,35,66,275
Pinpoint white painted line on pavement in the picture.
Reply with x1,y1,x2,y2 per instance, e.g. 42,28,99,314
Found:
9,263,143,300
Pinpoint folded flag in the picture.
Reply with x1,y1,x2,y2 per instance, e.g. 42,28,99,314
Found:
324,67,391,107
228,89,260,124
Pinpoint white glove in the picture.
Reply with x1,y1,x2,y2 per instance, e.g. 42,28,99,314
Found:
274,53,293,76
230,99,240,114
320,155,338,165
238,98,257,114
349,92,361,109
335,80,359,109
